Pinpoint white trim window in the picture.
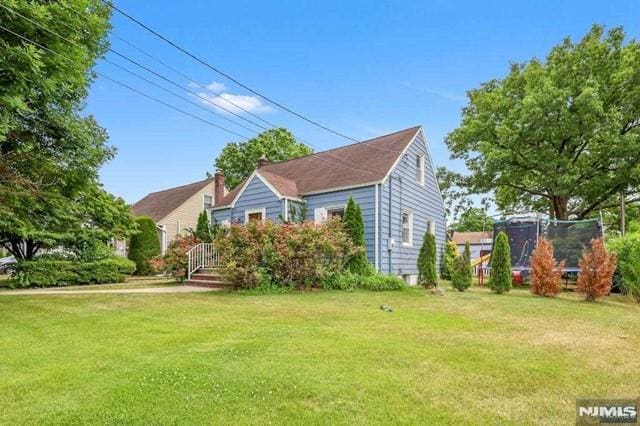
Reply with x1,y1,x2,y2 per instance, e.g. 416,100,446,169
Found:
326,205,346,220
245,208,266,224
401,210,413,246
203,194,213,210
427,219,436,235
416,155,425,185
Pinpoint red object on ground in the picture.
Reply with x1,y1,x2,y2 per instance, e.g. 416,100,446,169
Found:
512,271,524,285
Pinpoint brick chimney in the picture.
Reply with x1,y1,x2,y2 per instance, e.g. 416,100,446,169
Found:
214,170,225,204
257,155,269,168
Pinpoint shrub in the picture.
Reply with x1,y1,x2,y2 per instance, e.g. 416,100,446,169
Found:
324,271,360,291
607,233,640,302
195,211,212,242
343,197,368,274
128,216,161,275
577,238,617,302
150,235,198,282
360,273,406,291
215,220,357,289
441,241,457,280
418,232,438,288
530,237,565,297
490,231,512,294
451,242,472,291
12,257,135,288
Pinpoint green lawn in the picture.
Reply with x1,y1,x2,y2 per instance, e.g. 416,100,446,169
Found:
1,285,639,424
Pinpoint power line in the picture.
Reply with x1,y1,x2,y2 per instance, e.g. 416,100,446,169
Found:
58,0,278,129
53,2,400,161
0,7,382,176
0,24,250,139
101,0,361,143
0,2,268,134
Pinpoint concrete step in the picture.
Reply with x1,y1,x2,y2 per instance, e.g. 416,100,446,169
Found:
185,279,232,289
199,267,223,274
190,273,223,281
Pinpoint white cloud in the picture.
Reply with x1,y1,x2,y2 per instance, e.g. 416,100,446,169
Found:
193,81,273,115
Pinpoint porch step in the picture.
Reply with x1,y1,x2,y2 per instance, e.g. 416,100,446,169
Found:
185,279,231,289
186,267,231,288
189,273,223,281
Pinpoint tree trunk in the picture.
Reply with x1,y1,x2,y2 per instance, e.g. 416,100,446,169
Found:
552,196,569,220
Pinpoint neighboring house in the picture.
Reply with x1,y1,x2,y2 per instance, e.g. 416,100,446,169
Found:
131,177,224,253
451,231,493,260
211,126,446,284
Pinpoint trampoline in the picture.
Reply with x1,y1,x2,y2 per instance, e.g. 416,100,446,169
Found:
491,215,603,273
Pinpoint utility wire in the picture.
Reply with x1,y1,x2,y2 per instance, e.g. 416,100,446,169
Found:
54,2,400,160
0,2,268,134
58,0,278,129
0,24,250,139
0,6,382,176
100,0,361,143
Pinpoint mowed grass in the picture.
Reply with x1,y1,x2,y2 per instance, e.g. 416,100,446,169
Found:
1,286,639,425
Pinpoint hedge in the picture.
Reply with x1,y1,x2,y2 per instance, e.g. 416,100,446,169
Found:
128,216,161,275
11,257,136,288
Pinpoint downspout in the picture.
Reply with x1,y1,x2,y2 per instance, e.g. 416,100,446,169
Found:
388,175,393,274
375,184,379,271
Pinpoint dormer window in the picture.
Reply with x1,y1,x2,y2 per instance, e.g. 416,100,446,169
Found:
203,194,213,210
416,155,425,185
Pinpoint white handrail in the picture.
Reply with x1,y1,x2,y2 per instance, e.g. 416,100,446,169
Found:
186,243,219,280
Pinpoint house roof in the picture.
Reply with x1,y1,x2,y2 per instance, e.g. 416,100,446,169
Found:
214,126,422,209
131,178,213,222
451,231,493,245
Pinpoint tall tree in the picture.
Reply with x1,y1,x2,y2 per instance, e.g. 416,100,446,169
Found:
490,232,512,294
446,25,640,220
214,128,313,189
194,211,212,242
0,1,136,259
441,241,458,280
418,232,438,288
452,208,493,232
343,197,368,274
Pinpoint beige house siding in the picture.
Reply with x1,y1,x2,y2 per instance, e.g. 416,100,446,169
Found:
156,181,215,243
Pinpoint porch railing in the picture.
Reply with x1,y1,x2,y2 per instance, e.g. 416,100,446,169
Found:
186,243,220,280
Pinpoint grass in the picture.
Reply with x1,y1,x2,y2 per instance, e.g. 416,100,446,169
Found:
1,285,639,424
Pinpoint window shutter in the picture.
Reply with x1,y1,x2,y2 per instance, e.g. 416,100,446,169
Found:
314,208,327,224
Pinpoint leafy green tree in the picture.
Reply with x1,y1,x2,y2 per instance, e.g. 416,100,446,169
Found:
343,197,368,274
490,232,512,294
128,216,160,276
441,241,458,280
451,243,473,291
214,128,313,189
0,1,136,259
418,232,437,287
446,25,640,220
195,211,212,242
452,208,493,232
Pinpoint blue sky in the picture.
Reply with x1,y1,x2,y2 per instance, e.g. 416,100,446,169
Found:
87,0,640,204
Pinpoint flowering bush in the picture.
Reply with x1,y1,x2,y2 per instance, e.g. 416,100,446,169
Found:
214,219,358,289
530,237,565,297
576,238,617,302
150,235,198,282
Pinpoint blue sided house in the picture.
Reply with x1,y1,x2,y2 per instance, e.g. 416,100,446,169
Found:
211,126,446,284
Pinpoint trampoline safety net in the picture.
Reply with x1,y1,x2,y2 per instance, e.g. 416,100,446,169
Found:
492,217,602,271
